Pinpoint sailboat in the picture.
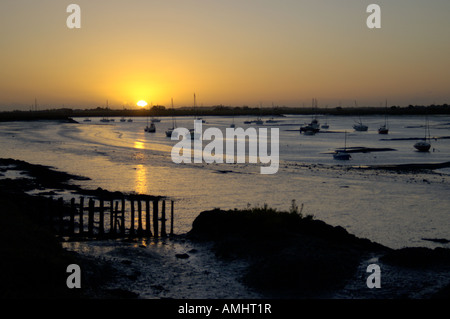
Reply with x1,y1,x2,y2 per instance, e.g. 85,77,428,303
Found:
414,116,431,152
265,117,278,124
321,115,329,129
145,102,160,123
188,129,201,140
250,103,263,125
378,124,389,134
144,105,156,133
266,103,280,124
300,98,320,134
145,122,156,133
333,131,351,160
100,100,110,122
230,113,236,128
300,119,319,134
378,101,389,134
101,100,111,122
194,93,206,123
352,101,368,131
353,120,368,131
353,115,368,131
166,98,178,138
165,126,175,137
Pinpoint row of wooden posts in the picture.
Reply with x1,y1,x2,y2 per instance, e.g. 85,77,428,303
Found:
48,196,174,239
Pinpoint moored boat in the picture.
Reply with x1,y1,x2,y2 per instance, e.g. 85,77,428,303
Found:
300,118,320,134
145,123,156,133
333,131,351,160
378,125,389,134
414,140,431,152
378,101,389,134
333,151,351,160
414,116,431,152
166,98,178,138
353,121,368,131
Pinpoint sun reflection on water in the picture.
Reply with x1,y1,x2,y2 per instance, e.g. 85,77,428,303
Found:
135,164,148,194
134,141,145,149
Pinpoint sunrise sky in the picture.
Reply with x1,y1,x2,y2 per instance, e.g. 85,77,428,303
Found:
1,0,449,110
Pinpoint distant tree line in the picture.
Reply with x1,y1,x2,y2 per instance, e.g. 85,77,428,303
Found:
1,103,449,121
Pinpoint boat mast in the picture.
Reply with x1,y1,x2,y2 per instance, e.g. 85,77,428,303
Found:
385,99,388,128
355,100,362,125
171,97,176,128
194,93,197,117
344,131,347,150
147,103,150,127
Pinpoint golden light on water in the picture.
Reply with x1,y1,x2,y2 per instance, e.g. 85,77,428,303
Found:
134,141,145,150
137,100,148,108
134,164,148,195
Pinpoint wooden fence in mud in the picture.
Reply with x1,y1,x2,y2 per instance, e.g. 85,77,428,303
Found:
43,196,175,239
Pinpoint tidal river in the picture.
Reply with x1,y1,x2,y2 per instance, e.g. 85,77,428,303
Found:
1,114,449,249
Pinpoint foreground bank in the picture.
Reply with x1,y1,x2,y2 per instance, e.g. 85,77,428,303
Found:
1,158,449,298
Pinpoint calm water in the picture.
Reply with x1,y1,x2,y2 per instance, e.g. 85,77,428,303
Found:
1,114,450,249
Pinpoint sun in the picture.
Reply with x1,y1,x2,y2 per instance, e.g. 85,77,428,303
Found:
137,100,148,107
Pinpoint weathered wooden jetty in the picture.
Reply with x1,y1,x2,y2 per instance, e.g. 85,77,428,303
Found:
42,195,175,240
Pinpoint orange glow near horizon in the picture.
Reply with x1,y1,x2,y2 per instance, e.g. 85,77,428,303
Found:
1,1,450,109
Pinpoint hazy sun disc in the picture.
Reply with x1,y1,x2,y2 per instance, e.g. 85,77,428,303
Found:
137,100,148,107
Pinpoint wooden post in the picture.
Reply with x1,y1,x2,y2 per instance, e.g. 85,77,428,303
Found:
114,201,119,234
88,198,94,236
145,200,152,237
99,199,104,236
121,197,125,234
110,199,114,234
129,199,135,236
70,198,75,235
170,200,174,236
137,200,143,235
153,200,159,237
79,197,84,234
161,200,167,237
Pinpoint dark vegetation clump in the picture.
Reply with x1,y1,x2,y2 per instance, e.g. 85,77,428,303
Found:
187,203,389,296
